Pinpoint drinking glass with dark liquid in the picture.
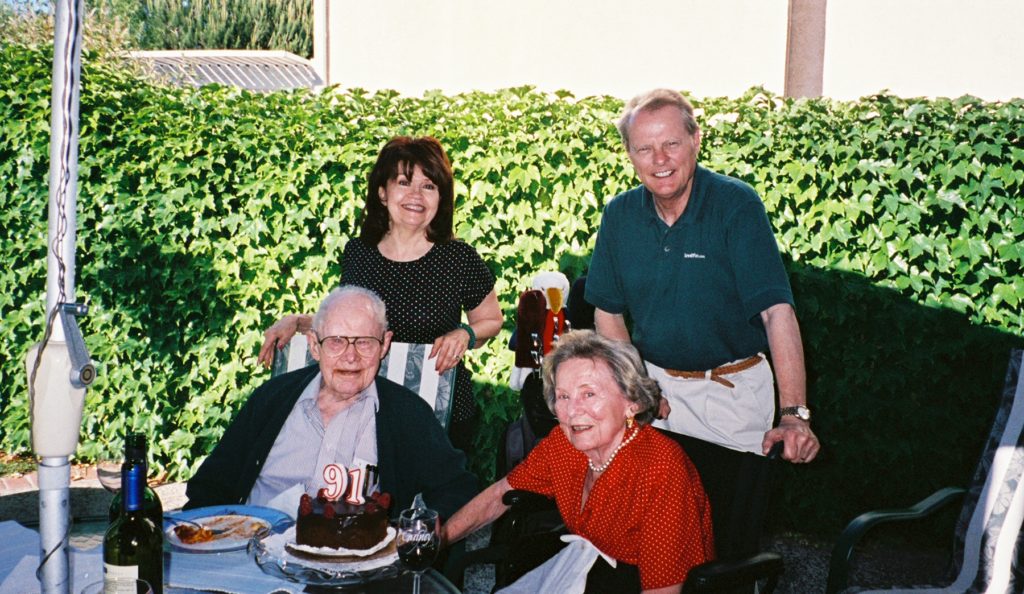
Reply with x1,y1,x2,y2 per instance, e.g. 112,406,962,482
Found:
397,507,440,594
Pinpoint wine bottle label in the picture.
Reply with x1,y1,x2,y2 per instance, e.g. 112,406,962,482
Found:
103,563,139,593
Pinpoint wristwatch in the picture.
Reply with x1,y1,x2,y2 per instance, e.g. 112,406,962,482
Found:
780,405,811,422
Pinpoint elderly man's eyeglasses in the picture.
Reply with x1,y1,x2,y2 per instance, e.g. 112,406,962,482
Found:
316,335,384,357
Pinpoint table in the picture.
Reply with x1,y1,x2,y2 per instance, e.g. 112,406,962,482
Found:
0,520,461,594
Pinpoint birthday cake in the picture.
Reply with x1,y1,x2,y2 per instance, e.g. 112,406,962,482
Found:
295,490,391,550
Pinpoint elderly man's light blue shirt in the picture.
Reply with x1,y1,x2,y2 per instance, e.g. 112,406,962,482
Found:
247,372,380,507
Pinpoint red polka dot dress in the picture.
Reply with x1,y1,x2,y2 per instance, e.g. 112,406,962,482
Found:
341,237,495,426
507,424,714,590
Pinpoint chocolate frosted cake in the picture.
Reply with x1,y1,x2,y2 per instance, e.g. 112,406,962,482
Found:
295,490,391,550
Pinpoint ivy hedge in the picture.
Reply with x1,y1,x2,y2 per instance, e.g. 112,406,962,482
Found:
2,42,1022,536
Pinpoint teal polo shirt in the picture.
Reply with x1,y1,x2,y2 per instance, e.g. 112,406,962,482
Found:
586,165,794,371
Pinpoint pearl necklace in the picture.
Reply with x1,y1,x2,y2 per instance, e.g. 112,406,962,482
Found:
588,427,640,473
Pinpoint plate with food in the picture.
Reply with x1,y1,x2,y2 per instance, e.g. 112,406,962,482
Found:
164,505,293,553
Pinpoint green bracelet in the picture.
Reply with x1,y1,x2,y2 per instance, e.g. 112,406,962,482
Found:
458,323,477,349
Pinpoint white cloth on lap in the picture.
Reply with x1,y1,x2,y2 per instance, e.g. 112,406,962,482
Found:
496,534,616,594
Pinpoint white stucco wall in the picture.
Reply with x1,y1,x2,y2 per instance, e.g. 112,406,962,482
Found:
319,0,1024,101
322,0,787,99
825,0,1024,100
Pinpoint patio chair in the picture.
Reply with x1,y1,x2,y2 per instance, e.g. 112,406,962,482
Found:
826,348,1024,594
271,334,457,429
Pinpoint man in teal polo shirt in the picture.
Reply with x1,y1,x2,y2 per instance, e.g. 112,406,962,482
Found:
586,88,820,560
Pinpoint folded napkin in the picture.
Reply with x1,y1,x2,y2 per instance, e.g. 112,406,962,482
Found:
166,549,300,594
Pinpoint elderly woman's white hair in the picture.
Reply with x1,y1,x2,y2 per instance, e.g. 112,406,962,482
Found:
541,330,663,425
311,285,389,335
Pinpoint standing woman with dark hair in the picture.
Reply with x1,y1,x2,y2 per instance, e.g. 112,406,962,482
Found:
258,136,503,451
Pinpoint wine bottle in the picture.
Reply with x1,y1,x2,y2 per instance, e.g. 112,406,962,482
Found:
103,453,164,593
108,433,163,526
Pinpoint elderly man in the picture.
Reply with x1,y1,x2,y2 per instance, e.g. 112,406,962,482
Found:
185,285,478,519
586,88,819,559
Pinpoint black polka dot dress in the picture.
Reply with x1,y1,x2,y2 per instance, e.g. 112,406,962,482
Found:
341,237,496,425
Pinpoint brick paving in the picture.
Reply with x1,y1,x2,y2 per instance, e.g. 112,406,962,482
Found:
0,471,41,495
0,463,104,495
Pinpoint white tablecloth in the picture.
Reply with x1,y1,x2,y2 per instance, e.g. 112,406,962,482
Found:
0,520,103,593
0,520,301,593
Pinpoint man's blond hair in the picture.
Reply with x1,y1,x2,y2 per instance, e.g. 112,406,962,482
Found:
617,89,699,149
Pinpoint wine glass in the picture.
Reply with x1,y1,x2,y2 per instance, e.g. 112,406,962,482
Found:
96,459,123,493
397,507,440,594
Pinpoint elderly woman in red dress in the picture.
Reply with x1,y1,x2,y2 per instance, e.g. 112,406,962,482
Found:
443,330,714,594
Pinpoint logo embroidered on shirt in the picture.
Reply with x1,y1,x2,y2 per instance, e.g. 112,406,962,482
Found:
683,253,706,259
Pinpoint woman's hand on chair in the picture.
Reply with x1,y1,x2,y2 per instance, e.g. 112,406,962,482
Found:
430,329,471,373
257,314,309,368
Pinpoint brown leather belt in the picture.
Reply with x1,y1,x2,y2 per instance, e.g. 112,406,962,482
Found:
663,354,763,389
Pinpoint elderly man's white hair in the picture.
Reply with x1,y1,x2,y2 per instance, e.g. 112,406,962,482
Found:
311,285,389,335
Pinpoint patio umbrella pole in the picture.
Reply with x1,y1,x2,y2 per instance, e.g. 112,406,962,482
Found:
30,0,89,592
